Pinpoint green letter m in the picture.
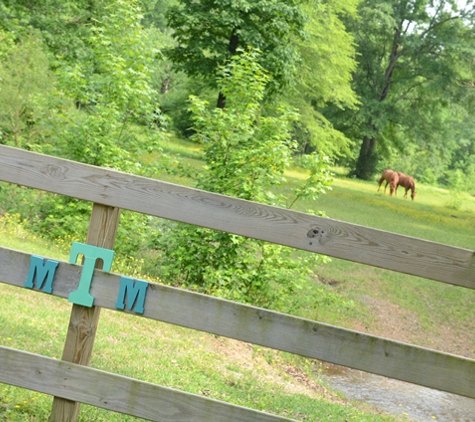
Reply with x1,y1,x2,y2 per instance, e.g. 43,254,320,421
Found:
24,255,59,294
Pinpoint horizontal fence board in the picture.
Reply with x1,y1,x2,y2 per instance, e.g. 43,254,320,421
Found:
0,346,297,422
1,246,474,399
0,145,474,289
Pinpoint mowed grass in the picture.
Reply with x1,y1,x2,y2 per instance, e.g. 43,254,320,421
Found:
283,168,475,356
1,141,474,420
0,218,401,421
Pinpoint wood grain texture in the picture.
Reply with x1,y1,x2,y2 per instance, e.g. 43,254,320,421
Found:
0,346,297,422
1,246,474,399
0,145,473,289
50,203,121,421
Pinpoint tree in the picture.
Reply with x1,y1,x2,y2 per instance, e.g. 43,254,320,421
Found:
0,0,165,168
165,0,363,159
155,50,332,308
165,0,306,108
54,0,162,169
0,34,58,148
0,0,169,257
330,0,475,179
288,0,360,157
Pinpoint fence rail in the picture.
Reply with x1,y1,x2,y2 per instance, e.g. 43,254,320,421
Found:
0,145,474,421
1,245,474,399
0,145,473,288
0,346,294,422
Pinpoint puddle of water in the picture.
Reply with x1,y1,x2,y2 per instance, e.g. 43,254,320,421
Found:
318,364,475,421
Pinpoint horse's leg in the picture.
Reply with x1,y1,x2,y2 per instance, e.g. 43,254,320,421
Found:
403,188,408,199
389,182,395,196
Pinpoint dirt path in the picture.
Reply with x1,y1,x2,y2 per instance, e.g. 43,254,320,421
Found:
352,295,474,359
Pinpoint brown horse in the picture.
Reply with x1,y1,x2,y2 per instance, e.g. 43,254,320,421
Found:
396,172,416,200
377,169,399,196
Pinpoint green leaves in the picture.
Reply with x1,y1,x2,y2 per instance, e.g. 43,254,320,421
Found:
0,33,59,149
328,0,475,179
156,50,329,309
48,0,164,170
288,154,334,210
166,0,305,95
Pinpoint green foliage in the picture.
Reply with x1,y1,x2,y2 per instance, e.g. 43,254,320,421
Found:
379,99,475,193
165,0,306,96
50,0,164,170
165,0,360,157
298,0,359,109
329,0,475,179
0,0,170,251
0,33,63,148
287,154,334,210
0,0,166,170
191,51,297,202
288,0,359,156
155,50,332,309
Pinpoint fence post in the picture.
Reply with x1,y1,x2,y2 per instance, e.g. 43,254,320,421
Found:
49,203,121,422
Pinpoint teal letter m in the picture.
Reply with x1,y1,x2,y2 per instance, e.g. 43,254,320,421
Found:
24,255,59,293
116,276,149,314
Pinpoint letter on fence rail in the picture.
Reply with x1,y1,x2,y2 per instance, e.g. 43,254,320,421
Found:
24,256,59,293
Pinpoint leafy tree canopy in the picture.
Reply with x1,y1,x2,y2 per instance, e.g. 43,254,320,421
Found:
328,0,475,180
0,0,165,170
165,0,306,104
288,0,360,156
165,0,361,157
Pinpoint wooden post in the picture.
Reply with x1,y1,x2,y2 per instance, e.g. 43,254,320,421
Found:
49,204,121,422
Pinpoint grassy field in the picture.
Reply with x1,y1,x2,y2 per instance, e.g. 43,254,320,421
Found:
1,141,474,420
310,172,474,335
283,166,475,357
0,220,401,421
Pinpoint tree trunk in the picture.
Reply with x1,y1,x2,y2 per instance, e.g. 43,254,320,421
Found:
216,27,240,109
352,27,403,179
353,136,378,180
216,91,226,109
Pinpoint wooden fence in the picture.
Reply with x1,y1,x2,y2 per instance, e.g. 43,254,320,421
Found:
0,145,474,421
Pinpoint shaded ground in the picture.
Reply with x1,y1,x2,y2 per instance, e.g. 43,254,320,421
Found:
205,335,401,420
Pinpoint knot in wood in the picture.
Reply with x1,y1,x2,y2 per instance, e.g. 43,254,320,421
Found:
307,229,324,238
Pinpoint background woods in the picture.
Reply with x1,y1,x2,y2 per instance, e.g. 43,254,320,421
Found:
1,0,474,186
0,0,473,319
331,0,475,181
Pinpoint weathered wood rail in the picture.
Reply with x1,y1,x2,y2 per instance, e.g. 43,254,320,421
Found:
0,145,474,421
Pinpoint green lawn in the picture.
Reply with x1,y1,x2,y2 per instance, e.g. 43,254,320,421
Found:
0,234,401,422
285,168,475,357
